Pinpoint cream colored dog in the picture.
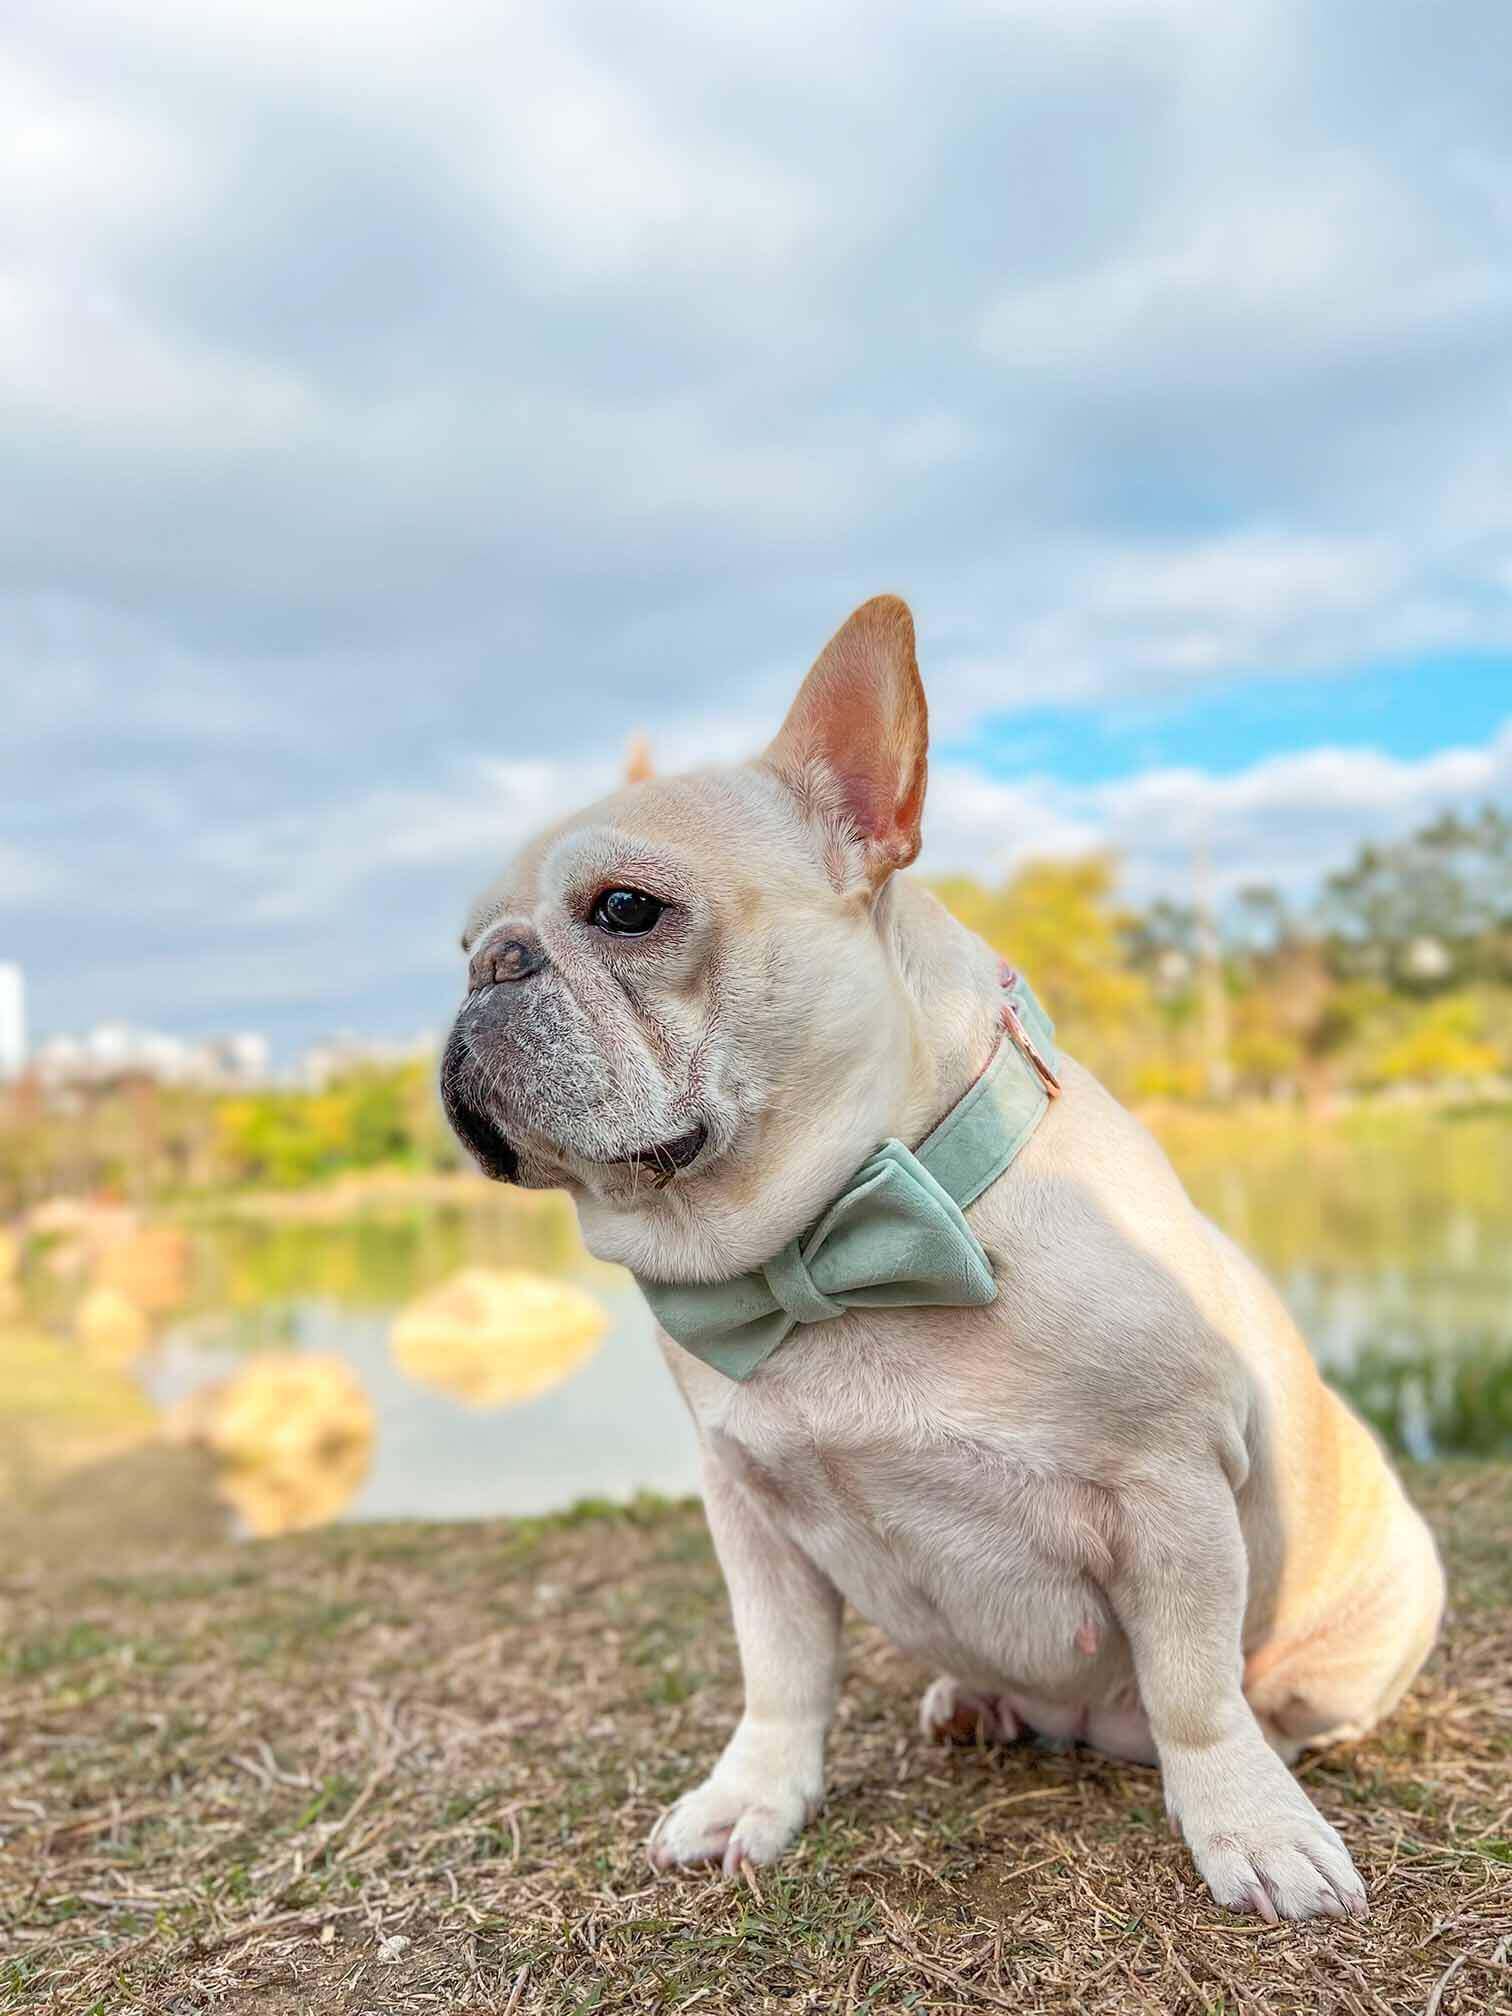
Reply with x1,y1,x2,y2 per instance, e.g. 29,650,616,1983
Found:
441,596,1443,1922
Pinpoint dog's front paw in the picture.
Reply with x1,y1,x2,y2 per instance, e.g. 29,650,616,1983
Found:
648,1775,810,1875
1185,1804,1367,1922
1166,1731,1368,1922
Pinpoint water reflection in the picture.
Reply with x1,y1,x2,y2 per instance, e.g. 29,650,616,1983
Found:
1172,1108,1512,1459
2,1111,1510,1538
391,1267,607,1408
168,1354,376,1536
144,1274,687,1526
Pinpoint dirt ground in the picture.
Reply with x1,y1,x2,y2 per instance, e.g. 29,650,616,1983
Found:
1,1459,1508,2015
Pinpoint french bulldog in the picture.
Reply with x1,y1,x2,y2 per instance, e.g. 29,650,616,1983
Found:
441,596,1443,1921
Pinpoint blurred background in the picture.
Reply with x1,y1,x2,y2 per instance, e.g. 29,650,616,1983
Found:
4,1,1510,1550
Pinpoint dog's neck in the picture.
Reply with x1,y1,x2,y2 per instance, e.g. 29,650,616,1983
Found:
878,877,1008,1146
573,875,1007,1287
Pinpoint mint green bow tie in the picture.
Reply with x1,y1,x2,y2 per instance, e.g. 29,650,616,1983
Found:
635,970,1058,1381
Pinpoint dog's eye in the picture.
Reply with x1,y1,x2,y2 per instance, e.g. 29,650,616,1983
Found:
591,887,664,936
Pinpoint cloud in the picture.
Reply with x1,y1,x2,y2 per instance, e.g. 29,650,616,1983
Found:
977,158,1511,379
920,724,1512,900
929,529,1421,725
0,843,56,908
3,1,1512,1043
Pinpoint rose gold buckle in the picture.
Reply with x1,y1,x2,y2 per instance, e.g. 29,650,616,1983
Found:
999,965,1061,1098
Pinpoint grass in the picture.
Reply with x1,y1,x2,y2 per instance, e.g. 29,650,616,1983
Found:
0,1469,1508,2013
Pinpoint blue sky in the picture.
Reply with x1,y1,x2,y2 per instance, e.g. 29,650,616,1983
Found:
3,1,1512,1051
948,656,1512,786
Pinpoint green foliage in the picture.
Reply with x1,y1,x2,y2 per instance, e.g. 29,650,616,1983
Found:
933,803,1512,1109
1349,1335,1512,1458
1320,804,1512,987
214,1062,446,1189
0,1061,463,1210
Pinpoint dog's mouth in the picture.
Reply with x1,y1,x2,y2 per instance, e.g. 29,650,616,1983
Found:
603,1123,709,1180
441,1019,716,1191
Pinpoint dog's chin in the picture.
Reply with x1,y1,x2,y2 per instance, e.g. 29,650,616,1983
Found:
454,1113,720,1197
567,1121,716,1195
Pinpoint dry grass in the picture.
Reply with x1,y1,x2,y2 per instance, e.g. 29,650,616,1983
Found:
1,1463,1508,2015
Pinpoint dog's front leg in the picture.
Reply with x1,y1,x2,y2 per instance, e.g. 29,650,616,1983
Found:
649,1447,842,1875
1109,1473,1367,1922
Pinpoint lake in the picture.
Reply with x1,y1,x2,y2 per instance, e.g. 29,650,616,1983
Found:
5,1106,1510,1542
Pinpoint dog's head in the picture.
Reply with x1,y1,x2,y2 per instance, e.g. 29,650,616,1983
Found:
441,596,935,1281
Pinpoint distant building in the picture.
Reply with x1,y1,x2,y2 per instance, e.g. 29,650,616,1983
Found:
0,964,25,1078
31,1019,433,1093
200,1032,272,1083
298,1030,438,1091
34,1021,274,1089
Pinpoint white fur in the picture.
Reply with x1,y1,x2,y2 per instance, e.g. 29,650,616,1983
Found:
446,603,1444,1922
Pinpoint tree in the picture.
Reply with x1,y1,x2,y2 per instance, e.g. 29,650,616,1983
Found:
932,858,1151,1093
1319,805,1512,990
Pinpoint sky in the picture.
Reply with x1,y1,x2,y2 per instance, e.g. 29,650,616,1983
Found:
4,0,1512,1053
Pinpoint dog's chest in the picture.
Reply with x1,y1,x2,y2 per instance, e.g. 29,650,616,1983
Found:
710,1343,1125,1699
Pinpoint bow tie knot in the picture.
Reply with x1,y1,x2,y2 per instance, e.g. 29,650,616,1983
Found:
763,1239,847,1326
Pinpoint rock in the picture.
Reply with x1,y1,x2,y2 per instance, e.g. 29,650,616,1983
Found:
94,1223,189,1315
29,1199,139,1280
205,1352,373,1464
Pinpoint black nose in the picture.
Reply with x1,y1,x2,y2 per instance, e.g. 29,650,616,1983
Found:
468,929,547,991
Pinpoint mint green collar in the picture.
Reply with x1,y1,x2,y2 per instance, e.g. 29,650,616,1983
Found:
635,969,1058,1382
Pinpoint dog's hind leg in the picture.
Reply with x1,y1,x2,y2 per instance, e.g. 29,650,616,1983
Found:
919,1675,1024,1745
1244,1481,1445,1765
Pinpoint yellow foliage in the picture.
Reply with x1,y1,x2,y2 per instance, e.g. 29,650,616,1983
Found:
204,1354,374,1469
218,1440,371,1538
1374,997,1502,1087
1131,1058,1206,1102
1227,994,1304,1090
932,858,1151,1092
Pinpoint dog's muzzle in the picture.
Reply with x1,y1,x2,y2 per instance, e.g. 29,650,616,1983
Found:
439,1022,519,1182
438,925,551,1182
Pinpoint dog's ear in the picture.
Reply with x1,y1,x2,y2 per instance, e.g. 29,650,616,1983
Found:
763,595,928,889
623,733,655,785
